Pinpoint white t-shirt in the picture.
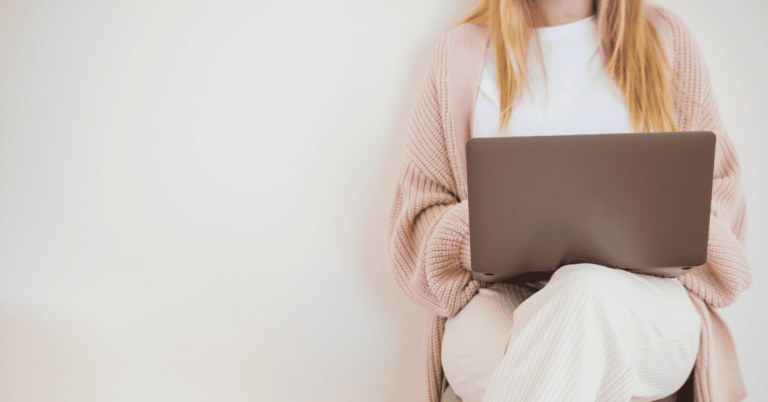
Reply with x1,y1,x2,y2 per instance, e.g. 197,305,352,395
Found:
471,14,634,139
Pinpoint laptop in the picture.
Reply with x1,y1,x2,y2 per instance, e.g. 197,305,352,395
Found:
466,131,716,283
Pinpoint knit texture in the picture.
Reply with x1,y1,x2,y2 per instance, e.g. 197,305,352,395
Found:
385,4,750,402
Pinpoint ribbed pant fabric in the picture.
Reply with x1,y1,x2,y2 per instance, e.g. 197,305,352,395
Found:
441,263,701,402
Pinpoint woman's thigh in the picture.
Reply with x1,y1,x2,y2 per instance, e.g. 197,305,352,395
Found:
442,282,538,402
524,263,702,399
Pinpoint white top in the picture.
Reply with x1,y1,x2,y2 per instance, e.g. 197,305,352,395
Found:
472,14,634,138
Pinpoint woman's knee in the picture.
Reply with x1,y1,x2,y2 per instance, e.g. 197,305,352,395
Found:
549,262,626,295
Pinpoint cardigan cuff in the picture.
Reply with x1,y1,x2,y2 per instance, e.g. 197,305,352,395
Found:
459,229,472,271
427,199,472,273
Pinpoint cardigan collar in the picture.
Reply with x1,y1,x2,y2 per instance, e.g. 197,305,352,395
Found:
446,24,490,201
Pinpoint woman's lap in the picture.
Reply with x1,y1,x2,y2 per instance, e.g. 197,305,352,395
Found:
442,282,537,401
442,263,701,402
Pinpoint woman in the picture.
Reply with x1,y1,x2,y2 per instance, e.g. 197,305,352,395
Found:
385,1,751,402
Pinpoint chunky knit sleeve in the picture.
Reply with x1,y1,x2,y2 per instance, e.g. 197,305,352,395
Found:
386,34,482,318
654,8,752,308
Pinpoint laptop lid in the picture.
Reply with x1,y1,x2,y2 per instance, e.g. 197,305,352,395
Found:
466,131,716,283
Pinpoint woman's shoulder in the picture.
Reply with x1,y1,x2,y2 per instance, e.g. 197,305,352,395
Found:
644,4,701,61
430,23,490,63
444,22,489,42
646,3,716,99
645,3,686,33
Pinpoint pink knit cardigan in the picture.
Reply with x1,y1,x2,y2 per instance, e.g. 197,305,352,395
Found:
385,5,751,402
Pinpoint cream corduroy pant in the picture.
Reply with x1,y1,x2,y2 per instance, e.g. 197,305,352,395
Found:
441,263,701,402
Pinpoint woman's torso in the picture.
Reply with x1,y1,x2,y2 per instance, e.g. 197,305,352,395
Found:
443,14,638,402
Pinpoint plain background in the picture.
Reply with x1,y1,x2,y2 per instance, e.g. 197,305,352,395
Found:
0,0,764,401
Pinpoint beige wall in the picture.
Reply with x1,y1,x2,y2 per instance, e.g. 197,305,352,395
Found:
0,0,764,401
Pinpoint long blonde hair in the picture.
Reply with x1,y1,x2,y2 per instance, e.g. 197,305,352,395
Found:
456,0,688,134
